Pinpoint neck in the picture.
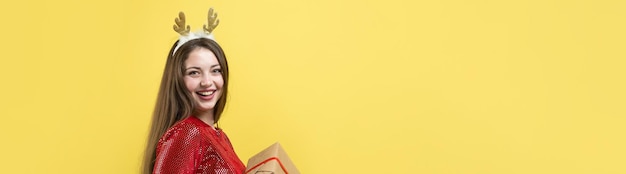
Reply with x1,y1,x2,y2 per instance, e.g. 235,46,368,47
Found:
194,110,216,129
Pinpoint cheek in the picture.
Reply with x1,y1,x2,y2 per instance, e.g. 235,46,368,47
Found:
184,77,197,92
216,76,225,89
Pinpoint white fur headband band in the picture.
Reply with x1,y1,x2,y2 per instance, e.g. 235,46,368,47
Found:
172,8,220,54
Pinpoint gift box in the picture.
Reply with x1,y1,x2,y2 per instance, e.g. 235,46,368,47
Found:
245,142,300,174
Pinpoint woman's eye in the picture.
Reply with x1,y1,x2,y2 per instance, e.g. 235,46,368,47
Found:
188,71,200,75
212,69,222,73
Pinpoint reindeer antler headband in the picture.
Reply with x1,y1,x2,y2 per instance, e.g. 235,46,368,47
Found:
172,8,220,54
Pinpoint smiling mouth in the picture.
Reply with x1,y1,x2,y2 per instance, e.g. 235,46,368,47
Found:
197,91,215,96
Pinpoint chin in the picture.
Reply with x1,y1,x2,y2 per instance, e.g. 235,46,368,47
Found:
196,103,216,111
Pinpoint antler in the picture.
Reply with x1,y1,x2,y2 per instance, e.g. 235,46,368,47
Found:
173,12,190,35
203,8,220,33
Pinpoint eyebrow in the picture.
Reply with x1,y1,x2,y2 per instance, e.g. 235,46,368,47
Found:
185,67,201,71
185,64,220,70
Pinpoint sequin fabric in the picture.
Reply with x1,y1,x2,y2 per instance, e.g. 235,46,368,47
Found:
154,116,246,174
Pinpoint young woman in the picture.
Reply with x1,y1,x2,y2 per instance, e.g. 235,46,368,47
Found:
142,9,246,174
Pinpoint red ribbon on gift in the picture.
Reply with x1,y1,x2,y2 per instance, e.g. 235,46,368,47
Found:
245,157,289,174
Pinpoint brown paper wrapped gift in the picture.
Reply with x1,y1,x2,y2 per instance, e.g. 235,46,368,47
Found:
245,142,300,174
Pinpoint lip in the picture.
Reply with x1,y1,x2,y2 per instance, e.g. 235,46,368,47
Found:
196,89,217,101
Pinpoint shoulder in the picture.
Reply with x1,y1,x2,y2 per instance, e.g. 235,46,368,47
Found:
216,128,236,146
159,117,206,144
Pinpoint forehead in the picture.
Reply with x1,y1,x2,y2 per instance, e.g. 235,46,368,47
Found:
185,48,219,67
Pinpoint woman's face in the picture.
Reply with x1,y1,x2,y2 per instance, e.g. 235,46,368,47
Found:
183,47,224,114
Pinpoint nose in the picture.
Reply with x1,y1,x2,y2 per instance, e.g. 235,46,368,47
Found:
200,76,213,87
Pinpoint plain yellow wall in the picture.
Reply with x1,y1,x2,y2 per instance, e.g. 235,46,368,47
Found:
1,0,625,173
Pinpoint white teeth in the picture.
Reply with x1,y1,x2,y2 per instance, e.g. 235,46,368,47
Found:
199,91,214,96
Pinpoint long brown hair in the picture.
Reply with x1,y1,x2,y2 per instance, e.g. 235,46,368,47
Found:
142,38,230,174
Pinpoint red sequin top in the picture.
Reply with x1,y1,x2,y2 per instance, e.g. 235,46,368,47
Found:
153,116,246,174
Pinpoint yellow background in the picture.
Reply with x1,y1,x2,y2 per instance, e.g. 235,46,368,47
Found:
1,0,625,173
